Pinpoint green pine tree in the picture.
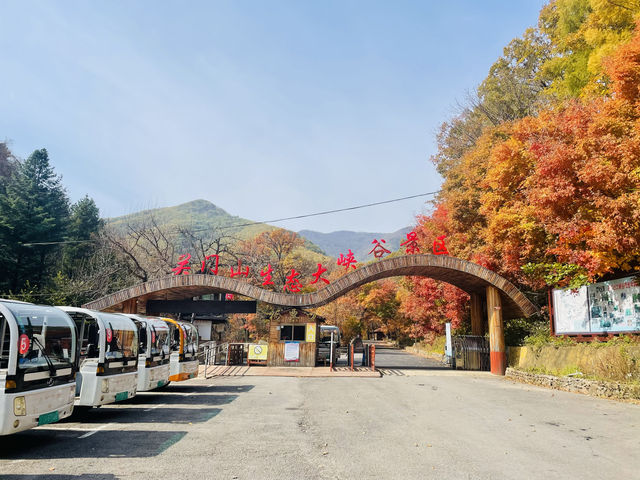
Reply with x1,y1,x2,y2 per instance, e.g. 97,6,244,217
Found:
62,195,102,276
0,149,70,293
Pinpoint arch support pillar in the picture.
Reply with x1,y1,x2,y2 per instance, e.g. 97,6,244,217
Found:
486,286,506,375
122,298,139,314
470,293,484,336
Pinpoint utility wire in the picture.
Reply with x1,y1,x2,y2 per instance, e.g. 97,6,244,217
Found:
202,190,440,233
20,190,440,246
21,239,92,247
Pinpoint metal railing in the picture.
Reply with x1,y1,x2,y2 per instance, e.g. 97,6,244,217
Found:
201,341,255,377
451,335,490,371
201,342,232,378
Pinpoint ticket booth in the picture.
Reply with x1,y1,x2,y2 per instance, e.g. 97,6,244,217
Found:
267,309,319,367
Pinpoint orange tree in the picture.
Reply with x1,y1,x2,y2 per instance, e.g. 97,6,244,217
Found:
400,20,640,342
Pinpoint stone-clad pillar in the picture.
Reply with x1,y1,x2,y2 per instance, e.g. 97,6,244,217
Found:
486,286,506,375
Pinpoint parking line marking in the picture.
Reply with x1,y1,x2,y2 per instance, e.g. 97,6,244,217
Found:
78,424,110,438
143,403,164,412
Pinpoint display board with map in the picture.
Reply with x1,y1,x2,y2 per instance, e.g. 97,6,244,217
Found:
553,276,640,335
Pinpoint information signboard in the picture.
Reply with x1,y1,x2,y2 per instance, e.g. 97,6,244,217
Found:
553,275,640,335
588,277,640,333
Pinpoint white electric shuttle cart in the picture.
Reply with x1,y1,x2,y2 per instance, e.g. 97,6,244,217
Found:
58,307,138,407
0,300,77,435
124,315,171,391
164,318,199,382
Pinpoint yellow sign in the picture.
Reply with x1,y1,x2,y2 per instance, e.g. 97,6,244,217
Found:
248,344,268,361
306,323,316,343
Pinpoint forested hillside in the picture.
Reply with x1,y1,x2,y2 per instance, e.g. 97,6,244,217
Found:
107,199,325,255
110,200,269,243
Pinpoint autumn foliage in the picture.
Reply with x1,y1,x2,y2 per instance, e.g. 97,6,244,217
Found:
387,13,640,342
472,23,640,286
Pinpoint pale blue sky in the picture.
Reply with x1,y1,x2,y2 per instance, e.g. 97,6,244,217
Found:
0,1,546,233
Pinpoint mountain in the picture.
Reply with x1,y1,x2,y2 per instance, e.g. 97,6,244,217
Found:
106,200,411,260
106,199,323,253
298,227,414,261
107,199,263,237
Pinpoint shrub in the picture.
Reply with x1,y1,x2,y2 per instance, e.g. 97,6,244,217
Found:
587,344,640,383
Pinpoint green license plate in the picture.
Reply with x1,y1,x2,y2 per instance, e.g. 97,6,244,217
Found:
38,410,59,426
115,391,128,402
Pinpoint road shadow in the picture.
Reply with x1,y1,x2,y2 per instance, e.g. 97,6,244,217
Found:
52,383,246,425
122,392,239,406
165,384,255,393
0,429,187,459
69,406,222,424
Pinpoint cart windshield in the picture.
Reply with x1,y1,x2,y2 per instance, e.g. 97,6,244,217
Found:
4,303,76,371
183,323,199,354
97,312,138,360
148,320,170,356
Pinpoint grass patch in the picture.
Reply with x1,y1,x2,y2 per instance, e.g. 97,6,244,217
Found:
409,336,446,355
518,341,640,384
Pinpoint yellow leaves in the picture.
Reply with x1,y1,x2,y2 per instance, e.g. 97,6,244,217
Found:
589,0,637,26
538,0,640,98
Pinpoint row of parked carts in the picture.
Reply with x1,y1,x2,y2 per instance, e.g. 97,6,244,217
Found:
0,299,199,436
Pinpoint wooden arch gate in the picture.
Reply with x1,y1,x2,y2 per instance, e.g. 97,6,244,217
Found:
83,254,538,375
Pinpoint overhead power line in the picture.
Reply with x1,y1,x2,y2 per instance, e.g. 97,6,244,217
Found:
21,239,91,247
210,190,441,232
20,190,440,246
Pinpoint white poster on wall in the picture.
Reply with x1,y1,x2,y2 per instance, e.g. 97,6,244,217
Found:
284,342,300,362
193,320,212,341
553,286,589,334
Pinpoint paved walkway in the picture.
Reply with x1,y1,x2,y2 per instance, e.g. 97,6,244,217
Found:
199,347,453,378
373,346,447,371
199,365,380,377
201,348,447,378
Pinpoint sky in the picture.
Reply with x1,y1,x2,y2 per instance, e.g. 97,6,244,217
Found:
0,0,546,233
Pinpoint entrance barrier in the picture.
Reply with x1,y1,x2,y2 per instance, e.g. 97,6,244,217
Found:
346,344,376,371
452,336,490,371
227,343,245,366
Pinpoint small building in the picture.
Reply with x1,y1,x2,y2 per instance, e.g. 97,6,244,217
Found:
370,328,386,341
267,309,320,367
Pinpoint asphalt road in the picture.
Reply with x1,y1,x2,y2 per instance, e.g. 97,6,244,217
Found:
2,360,640,480
373,347,445,370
